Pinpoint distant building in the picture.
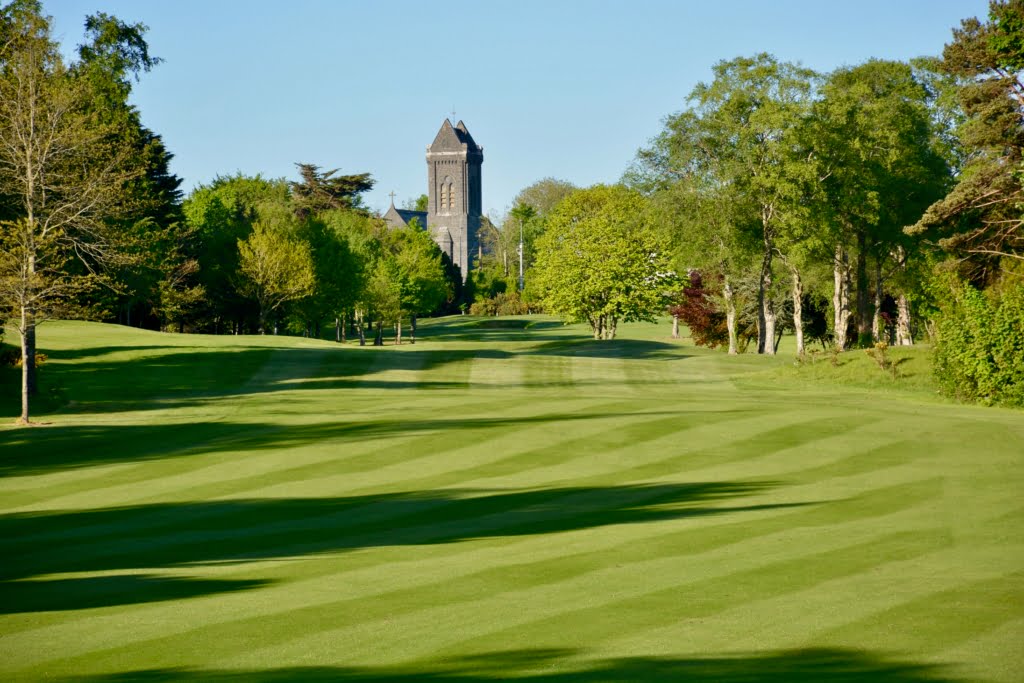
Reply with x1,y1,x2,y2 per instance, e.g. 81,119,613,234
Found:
383,119,483,282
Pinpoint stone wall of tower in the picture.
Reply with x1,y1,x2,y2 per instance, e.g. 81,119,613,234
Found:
426,120,482,282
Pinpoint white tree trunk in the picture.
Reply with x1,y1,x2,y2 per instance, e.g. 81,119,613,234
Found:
396,319,402,345
791,265,804,357
671,314,680,339
764,301,777,355
724,277,738,355
833,244,852,350
871,260,884,343
896,294,914,346
19,306,32,424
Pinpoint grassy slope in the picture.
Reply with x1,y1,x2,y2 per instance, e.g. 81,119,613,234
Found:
0,317,1021,682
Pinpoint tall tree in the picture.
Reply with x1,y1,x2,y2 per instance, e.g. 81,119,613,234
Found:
634,54,815,354
909,0,1024,282
809,60,950,348
0,1,152,422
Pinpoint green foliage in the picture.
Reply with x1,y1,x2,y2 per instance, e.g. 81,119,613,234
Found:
237,222,316,332
932,275,1024,406
290,163,373,220
910,0,1024,282
533,185,674,340
469,290,530,316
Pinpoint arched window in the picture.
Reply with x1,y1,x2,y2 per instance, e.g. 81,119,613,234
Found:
447,182,454,210
440,175,452,211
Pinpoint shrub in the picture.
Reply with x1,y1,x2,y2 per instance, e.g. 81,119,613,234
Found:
669,271,729,349
932,278,1024,406
469,291,529,317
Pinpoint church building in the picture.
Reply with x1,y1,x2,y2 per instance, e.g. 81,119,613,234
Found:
383,119,483,282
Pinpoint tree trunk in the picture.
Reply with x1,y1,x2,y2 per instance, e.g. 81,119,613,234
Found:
335,316,341,343
724,277,738,355
410,313,417,344
357,311,366,346
395,319,402,345
757,250,769,354
671,314,680,339
855,232,870,344
833,244,852,350
374,320,383,346
19,307,34,424
871,259,884,343
896,294,914,346
791,265,804,357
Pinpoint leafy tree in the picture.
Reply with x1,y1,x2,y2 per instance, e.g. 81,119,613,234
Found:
511,177,577,218
809,60,949,349
237,222,315,333
183,174,289,332
910,0,1024,282
533,185,673,340
645,160,759,354
401,194,429,212
636,54,815,354
290,163,373,220
0,0,155,422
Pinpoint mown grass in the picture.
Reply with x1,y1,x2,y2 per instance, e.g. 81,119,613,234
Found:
0,316,1021,682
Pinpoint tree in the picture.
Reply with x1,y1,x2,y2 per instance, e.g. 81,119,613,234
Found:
237,222,315,333
511,177,577,217
290,163,373,220
392,224,450,342
632,55,815,355
809,60,950,348
0,1,153,423
183,174,290,333
533,185,673,340
508,203,536,291
910,0,1023,282
402,194,429,212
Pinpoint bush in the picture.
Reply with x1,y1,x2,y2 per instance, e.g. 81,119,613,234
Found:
669,271,729,349
932,278,1024,406
469,291,530,316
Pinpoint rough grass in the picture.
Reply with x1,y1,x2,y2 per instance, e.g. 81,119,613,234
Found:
0,317,1022,682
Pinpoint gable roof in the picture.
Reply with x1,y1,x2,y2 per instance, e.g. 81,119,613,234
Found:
383,202,428,230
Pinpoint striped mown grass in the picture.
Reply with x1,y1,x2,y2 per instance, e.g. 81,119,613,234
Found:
0,317,1022,682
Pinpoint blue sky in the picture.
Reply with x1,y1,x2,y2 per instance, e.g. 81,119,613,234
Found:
47,0,987,219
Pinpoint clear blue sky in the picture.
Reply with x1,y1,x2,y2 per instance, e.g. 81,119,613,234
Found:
47,0,987,219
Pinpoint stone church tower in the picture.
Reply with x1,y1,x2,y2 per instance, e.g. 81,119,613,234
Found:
426,119,483,281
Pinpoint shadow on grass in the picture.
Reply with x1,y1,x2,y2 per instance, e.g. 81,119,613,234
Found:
50,647,968,681
0,409,700,476
0,574,271,614
4,319,693,420
1,481,805,611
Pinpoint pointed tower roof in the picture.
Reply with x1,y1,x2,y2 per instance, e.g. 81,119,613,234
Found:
454,120,477,147
429,118,482,154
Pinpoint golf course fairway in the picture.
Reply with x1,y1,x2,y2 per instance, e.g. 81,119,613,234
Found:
1,317,1022,682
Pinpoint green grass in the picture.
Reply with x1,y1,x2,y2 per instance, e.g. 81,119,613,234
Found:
1,317,1022,682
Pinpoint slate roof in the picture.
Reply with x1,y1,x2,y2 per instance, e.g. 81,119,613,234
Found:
430,119,482,154
382,202,428,230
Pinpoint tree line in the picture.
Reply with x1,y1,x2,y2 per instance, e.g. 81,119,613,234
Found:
1,0,1021,422
476,1,1022,406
